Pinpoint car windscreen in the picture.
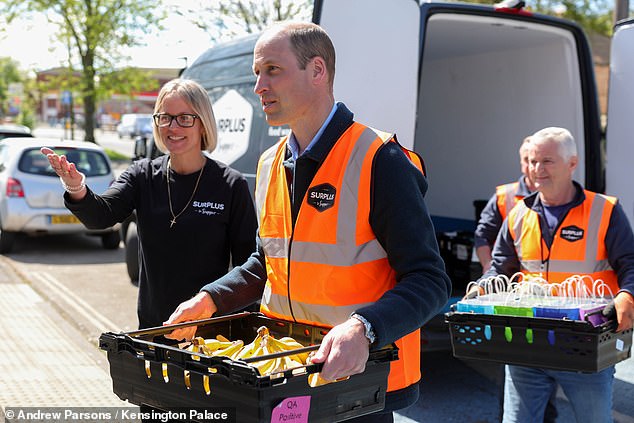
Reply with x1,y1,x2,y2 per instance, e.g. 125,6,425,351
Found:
19,147,111,177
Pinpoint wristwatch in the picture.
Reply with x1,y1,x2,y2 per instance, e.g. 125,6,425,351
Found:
351,313,376,344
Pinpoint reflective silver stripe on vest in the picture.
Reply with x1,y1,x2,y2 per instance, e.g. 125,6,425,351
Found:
583,194,607,264
516,193,613,275
264,287,293,317
503,184,517,217
521,259,543,273
255,142,282,223
261,237,288,259
510,202,529,260
291,127,388,266
521,258,612,274
545,194,613,273
268,292,373,326
256,142,290,259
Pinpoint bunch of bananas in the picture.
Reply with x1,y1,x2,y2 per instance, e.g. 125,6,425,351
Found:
183,326,311,376
186,334,244,360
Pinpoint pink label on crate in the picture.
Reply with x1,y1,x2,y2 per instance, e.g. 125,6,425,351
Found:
270,395,311,422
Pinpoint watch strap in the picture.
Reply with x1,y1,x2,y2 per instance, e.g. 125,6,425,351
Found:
351,313,376,344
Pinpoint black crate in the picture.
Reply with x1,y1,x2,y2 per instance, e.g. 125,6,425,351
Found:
99,312,398,423
436,231,480,292
445,311,633,372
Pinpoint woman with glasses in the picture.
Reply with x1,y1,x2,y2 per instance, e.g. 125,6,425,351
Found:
41,78,258,332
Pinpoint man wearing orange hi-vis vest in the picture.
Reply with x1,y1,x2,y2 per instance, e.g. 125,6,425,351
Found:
475,136,536,273
166,22,451,421
482,127,634,423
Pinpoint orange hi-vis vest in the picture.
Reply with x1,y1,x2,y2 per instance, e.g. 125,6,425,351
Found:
507,190,619,293
255,122,424,392
496,182,522,220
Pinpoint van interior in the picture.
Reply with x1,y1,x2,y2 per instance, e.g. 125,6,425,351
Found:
416,13,586,233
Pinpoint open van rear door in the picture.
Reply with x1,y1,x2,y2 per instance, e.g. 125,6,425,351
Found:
314,0,420,147
605,19,634,227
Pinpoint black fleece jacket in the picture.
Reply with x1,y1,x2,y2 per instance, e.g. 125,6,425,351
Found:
65,156,257,329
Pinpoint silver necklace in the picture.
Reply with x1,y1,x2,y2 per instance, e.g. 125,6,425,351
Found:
166,158,205,228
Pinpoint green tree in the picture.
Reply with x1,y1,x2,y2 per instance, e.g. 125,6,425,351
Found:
532,0,614,36
466,0,616,36
16,75,40,129
176,0,313,43
0,0,165,142
0,57,22,118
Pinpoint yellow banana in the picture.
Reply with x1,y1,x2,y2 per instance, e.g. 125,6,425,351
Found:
257,358,280,375
202,339,229,354
306,355,331,387
188,338,234,355
248,335,282,375
188,337,206,351
186,337,206,359
235,334,263,360
282,356,303,370
183,327,310,377
279,337,305,348
308,372,330,387
267,336,309,364
236,326,271,361
211,340,244,358
249,345,272,375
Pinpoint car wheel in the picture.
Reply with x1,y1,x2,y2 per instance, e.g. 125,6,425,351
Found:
125,222,140,285
101,231,121,249
120,213,135,246
0,229,16,254
150,140,163,160
133,136,147,159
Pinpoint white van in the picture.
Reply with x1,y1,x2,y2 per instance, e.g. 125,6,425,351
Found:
126,0,634,349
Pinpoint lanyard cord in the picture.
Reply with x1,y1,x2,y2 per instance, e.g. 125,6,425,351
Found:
540,239,550,281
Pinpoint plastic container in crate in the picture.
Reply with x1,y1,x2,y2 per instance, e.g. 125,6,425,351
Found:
445,311,633,372
99,312,398,423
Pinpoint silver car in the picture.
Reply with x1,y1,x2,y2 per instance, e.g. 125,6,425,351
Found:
0,138,121,253
0,124,33,140
116,114,153,139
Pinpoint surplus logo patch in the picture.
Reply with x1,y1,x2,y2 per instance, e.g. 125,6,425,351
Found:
307,183,336,212
560,225,584,242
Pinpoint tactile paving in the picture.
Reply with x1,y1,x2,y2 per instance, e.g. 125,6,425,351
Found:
0,267,128,407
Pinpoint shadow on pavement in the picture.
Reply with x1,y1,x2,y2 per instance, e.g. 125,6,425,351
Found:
5,232,124,265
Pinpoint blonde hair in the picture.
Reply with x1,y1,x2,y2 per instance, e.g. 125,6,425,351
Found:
152,79,217,153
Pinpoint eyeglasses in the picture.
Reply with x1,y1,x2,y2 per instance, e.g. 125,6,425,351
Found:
153,113,199,128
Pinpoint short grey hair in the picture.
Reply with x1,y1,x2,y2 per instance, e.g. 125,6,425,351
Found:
519,136,531,156
531,127,577,161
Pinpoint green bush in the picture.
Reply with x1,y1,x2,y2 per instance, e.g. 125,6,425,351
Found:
17,109,35,130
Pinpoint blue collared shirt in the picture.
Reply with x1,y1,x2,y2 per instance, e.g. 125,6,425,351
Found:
287,103,338,161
